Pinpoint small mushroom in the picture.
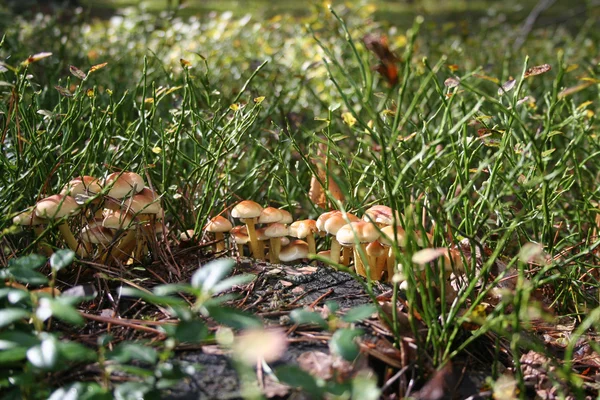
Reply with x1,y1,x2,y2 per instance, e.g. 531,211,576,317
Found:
35,194,85,256
336,221,380,277
316,210,359,265
280,240,309,263
264,222,289,264
12,208,52,256
104,171,145,200
289,219,318,255
205,216,233,253
231,200,263,259
230,225,250,256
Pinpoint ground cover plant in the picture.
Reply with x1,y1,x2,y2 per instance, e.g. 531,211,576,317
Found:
1,0,600,398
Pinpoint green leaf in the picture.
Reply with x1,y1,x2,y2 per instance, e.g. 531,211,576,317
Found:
58,341,97,363
290,309,328,329
27,336,59,369
114,382,159,400
0,308,29,329
205,305,262,329
120,287,186,307
329,328,363,361
108,343,158,364
36,297,84,325
49,382,112,400
342,304,376,323
50,250,75,272
211,273,255,295
173,320,208,343
351,371,380,400
276,365,322,398
8,254,46,270
153,283,195,296
0,331,39,350
7,267,48,285
191,258,235,292
0,347,28,364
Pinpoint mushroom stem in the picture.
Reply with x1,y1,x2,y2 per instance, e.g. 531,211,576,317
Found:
114,230,137,261
215,232,225,253
237,243,245,257
330,238,342,265
242,218,261,259
306,235,316,256
386,248,395,282
58,223,87,257
269,238,281,264
341,246,352,266
354,244,367,277
368,253,379,280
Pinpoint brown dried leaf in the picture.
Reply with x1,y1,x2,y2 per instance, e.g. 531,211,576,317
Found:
88,62,108,73
297,351,334,379
22,52,52,65
412,247,448,265
54,85,73,97
69,65,87,80
444,77,460,88
524,64,551,78
498,79,516,95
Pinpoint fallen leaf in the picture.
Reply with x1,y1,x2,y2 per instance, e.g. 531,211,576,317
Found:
524,64,551,78
498,79,516,95
444,77,460,88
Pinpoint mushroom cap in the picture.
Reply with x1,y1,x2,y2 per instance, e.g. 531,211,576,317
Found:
13,209,46,226
81,223,114,244
105,172,145,199
232,200,262,219
60,176,102,196
258,207,283,224
366,241,386,257
280,240,309,262
35,195,80,219
363,205,401,226
206,216,233,233
254,227,270,241
128,188,162,215
336,221,380,246
317,211,360,235
264,222,289,238
289,219,318,238
231,225,250,244
280,236,290,247
379,226,407,247
103,210,135,230
278,209,293,224
180,229,195,241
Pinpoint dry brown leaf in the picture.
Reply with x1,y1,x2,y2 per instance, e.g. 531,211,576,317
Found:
524,64,551,78
412,248,448,265
444,77,460,88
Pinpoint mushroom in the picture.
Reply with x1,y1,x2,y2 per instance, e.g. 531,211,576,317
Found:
230,225,250,256
316,210,359,265
12,208,52,256
104,171,145,200
362,205,401,227
205,216,233,253
289,219,318,255
280,240,309,263
81,221,115,261
231,200,263,259
379,225,408,281
257,207,283,260
264,222,289,264
35,194,85,256
102,210,136,262
366,240,386,280
61,176,104,217
336,221,380,277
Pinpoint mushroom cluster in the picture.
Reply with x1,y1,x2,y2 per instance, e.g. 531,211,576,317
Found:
204,202,464,283
12,172,164,265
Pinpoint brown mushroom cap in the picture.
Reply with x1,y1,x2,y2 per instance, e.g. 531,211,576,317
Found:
319,211,360,235
60,176,102,197
206,216,233,233
104,172,145,199
231,200,263,219
230,226,250,244
128,188,163,215
264,222,289,238
366,241,386,257
336,221,380,246
363,205,401,226
379,226,408,247
278,209,293,224
81,222,114,245
280,240,309,262
35,195,80,219
258,207,283,224
13,209,46,226
103,210,135,230
289,219,318,239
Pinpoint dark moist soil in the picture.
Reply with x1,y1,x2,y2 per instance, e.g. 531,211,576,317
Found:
163,258,388,400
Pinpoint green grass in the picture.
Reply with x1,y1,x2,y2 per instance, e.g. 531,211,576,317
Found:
1,1,600,398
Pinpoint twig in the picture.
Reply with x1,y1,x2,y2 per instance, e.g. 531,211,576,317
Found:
80,312,168,337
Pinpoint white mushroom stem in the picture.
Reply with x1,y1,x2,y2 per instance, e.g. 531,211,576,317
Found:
330,237,342,265
269,238,282,264
241,217,261,259
354,243,367,277
58,223,87,257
